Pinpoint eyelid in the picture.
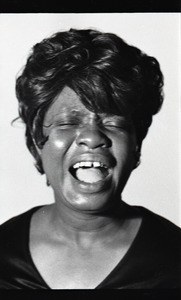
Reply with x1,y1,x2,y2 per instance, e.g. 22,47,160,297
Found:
57,122,79,127
52,122,80,130
43,118,80,127
103,119,134,131
103,119,130,126
43,115,133,131
43,123,53,128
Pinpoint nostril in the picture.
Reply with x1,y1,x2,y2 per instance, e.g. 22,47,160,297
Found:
76,129,111,149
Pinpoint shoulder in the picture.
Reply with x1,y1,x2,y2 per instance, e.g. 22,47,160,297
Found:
128,205,181,260
116,204,181,288
134,206,181,286
0,206,42,240
136,206,181,237
134,205,181,252
0,206,47,289
125,203,181,245
0,206,42,260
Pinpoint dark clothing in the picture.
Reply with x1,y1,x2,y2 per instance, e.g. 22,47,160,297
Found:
0,205,181,289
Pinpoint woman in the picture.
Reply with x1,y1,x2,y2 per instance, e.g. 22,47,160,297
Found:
0,28,180,289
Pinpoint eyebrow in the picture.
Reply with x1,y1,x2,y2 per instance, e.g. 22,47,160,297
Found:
43,109,86,126
45,108,81,118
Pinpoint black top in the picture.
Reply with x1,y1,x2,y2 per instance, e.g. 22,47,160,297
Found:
0,205,181,289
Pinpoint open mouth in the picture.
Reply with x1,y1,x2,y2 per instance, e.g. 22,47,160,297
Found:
69,161,109,184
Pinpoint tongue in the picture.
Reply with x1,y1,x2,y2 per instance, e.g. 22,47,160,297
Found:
76,167,105,183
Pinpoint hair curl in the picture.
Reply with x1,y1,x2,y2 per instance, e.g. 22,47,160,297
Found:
16,28,164,174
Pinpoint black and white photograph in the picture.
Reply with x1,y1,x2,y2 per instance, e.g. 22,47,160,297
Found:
0,13,180,290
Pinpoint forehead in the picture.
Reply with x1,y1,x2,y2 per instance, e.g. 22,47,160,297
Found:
44,86,89,123
43,86,133,126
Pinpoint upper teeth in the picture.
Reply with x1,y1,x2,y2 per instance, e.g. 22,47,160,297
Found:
73,161,107,169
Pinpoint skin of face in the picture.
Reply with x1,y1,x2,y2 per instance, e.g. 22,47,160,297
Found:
39,86,137,214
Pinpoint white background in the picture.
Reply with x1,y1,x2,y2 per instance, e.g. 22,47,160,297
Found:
0,13,180,226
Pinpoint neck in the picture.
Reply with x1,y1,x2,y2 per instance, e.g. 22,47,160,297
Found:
45,198,134,247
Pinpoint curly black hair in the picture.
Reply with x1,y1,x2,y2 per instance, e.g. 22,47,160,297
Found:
16,28,164,174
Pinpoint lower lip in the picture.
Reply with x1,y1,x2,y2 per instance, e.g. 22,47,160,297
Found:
70,173,112,194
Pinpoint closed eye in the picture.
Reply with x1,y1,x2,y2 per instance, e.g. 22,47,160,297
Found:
103,122,133,132
43,122,79,128
43,117,81,129
56,122,79,129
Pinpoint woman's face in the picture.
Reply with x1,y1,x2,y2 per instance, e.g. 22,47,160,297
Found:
40,86,137,213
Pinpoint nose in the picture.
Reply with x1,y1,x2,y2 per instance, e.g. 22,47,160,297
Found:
76,126,111,149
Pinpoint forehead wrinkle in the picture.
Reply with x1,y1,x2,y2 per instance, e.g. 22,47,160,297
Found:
51,108,83,118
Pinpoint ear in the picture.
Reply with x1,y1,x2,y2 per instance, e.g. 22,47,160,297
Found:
30,139,43,173
32,137,50,183
32,135,49,155
32,137,42,156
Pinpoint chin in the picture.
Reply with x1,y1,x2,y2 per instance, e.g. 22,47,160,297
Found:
64,188,120,213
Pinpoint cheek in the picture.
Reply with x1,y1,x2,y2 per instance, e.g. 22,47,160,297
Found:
113,133,136,155
113,134,137,171
46,129,75,151
41,130,74,169
53,139,65,149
